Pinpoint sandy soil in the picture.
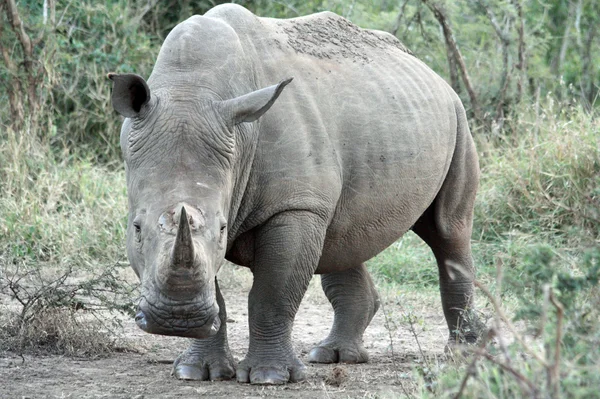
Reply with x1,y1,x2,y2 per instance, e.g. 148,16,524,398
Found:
0,267,450,398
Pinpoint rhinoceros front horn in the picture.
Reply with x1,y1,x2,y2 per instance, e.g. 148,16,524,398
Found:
171,206,195,269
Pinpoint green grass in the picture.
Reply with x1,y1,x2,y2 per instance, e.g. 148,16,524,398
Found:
0,142,128,268
368,232,438,289
0,127,134,355
0,98,598,394
370,101,600,398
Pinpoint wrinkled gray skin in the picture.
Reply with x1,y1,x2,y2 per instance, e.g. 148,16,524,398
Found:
108,4,484,385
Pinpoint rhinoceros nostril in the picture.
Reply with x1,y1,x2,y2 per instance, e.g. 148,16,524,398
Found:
135,311,148,330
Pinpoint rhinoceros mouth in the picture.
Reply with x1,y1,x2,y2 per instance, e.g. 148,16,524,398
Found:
135,295,220,338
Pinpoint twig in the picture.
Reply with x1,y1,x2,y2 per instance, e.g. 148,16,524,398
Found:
57,0,74,27
473,348,538,395
453,328,494,399
538,284,550,339
473,279,548,366
491,259,515,374
450,260,548,367
420,0,483,124
391,0,410,37
477,0,513,124
548,291,564,399
380,299,415,398
447,260,546,367
511,0,526,105
406,313,429,368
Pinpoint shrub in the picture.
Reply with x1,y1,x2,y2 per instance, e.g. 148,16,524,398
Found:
0,124,135,355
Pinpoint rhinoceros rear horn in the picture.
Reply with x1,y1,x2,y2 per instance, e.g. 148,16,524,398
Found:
107,73,151,118
222,77,293,124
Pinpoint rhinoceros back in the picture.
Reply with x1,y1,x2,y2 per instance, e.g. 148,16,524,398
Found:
206,4,468,270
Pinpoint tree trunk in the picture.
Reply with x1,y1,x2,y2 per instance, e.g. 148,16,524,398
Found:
0,2,24,129
391,0,410,37
477,0,512,124
421,0,483,123
552,0,577,76
512,0,527,105
444,31,461,94
580,20,597,109
2,0,47,129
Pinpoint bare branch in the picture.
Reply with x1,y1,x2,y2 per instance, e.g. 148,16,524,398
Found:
548,291,564,399
379,300,416,398
511,0,526,104
553,0,578,75
132,0,160,26
473,278,548,366
420,0,483,123
0,2,25,126
452,328,494,399
477,0,511,45
477,0,513,124
391,0,410,37
5,0,33,58
473,348,538,394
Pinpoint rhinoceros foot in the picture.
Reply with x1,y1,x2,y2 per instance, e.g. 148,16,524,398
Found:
236,356,307,384
171,343,235,381
307,342,369,364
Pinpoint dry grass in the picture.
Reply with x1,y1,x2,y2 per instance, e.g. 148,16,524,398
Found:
0,307,127,357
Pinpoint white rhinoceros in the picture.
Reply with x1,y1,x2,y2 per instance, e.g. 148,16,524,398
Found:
108,3,483,385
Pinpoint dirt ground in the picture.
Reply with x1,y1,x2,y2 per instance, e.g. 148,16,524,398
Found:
0,267,450,398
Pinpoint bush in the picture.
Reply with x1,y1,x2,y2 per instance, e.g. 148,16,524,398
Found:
0,267,135,356
0,123,135,355
474,97,600,246
424,245,600,399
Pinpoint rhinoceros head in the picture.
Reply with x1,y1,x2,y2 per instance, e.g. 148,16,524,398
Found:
108,73,291,338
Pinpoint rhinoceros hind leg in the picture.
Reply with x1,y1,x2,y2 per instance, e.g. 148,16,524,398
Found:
308,263,379,364
412,207,485,345
172,279,236,381
411,113,485,345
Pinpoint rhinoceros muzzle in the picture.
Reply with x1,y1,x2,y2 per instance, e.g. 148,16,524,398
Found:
135,204,221,338
134,308,220,338
135,295,220,338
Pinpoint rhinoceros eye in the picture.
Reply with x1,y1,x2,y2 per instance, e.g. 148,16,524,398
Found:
133,215,143,243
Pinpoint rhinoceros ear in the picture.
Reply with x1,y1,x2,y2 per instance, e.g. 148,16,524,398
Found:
221,77,293,125
107,73,151,118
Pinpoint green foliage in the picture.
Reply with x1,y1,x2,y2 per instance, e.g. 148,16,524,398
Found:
505,245,599,321
50,0,159,161
0,0,598,392
474,100,599,244
423,246,600,398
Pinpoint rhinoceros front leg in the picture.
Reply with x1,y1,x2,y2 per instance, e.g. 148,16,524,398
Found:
308,264,379,364
172,278,236,381
236,211,327,385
